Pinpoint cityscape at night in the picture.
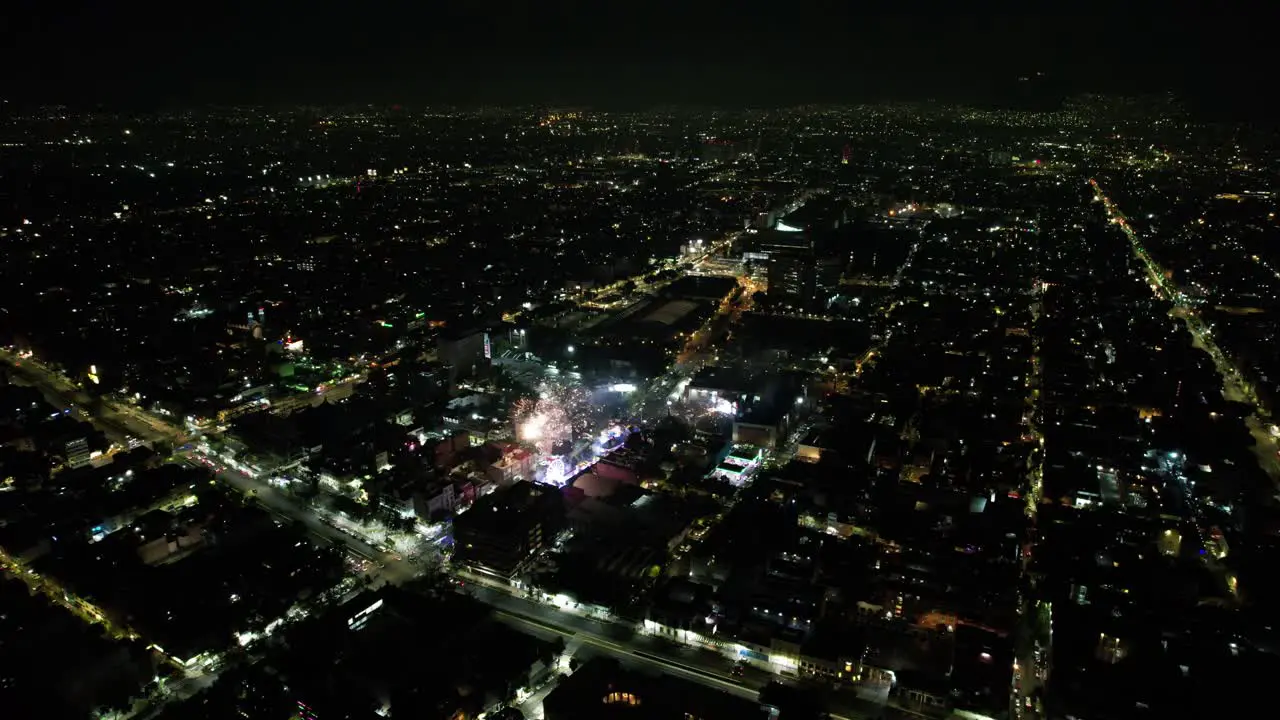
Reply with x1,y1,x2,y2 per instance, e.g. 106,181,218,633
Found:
1,5,1278,720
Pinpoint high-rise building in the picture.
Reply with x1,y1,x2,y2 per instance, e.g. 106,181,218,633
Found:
436,328,487,386
759,232,820,310
777,196,850,234
814,254,844,307
756,227,844,312
64,436,92,469
768,248,815,308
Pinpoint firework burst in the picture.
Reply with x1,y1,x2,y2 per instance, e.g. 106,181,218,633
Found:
512,379,594,454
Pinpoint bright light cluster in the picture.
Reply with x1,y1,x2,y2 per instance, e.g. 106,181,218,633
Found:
513,379,594,454
711,397,737,416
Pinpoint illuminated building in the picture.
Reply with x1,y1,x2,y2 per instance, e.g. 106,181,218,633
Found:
755,226,843,311
707,444,763,486
486,443,535,485
777,196,849,234
64,436,92,469
761,234,839,310
767,238,817,306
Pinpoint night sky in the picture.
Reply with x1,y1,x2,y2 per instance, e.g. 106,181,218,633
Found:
5,3,1269,114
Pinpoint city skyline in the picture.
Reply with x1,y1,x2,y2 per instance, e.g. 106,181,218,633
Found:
2,6,1279,719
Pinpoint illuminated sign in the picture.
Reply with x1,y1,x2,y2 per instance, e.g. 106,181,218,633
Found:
483,332,492,360
348,598,384,630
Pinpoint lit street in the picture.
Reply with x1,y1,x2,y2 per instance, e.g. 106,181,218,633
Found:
1090,179,1280,487
0,350,181,448
1,348,418,585
470,581,764,701
461,570,899,719
184,453,421,585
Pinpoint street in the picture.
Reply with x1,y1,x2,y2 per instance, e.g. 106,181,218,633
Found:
1090,180,1280,487
0,350,183,448
2,347,422,589
184,453,421,585
471,581,764,701
629,268,756,423
486,588,908,720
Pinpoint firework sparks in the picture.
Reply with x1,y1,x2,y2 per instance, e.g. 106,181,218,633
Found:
512,379,593,454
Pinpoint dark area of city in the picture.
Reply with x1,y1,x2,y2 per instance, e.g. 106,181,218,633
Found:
2,6,1278,720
